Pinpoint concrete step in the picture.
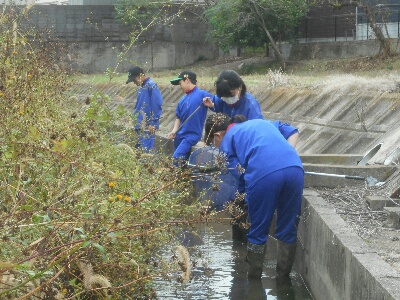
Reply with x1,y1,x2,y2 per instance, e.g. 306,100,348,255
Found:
365,196,400,211
300,154,363,165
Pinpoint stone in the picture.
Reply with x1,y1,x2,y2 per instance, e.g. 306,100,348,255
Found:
383,207,400,229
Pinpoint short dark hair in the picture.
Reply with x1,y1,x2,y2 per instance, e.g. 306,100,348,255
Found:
204,113,247,145
215,70,247,98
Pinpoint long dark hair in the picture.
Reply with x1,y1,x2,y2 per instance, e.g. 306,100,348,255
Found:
204,113,247,145
215,70,247,98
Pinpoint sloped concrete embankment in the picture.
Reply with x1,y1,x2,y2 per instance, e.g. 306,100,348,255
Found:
69,82,400,156
68,82,400,299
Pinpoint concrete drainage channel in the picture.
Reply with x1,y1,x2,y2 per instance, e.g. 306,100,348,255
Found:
156,137,400,300
70,83,400,299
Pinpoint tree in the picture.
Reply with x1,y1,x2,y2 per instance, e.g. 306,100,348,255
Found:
204,0,266,55
204,0,309,70
326,0,393,57
249,0,309,70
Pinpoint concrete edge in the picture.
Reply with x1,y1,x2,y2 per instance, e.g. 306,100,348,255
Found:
297,188,400,300
299,154,364,165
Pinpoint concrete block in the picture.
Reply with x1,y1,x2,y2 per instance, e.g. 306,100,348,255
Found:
383,207,400,229
365,196,400,211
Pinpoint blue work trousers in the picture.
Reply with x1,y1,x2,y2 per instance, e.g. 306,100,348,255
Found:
246,166,304,245
135,129,155,152
173,136,198,160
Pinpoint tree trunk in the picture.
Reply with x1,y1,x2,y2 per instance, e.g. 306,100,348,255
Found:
337,1,392,57
361,3,392,57
250,1,286,70
265,39,270,57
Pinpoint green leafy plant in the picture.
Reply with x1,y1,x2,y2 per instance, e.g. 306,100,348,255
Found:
0,5,210,299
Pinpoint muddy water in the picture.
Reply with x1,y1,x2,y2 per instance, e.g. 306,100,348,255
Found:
155,212,313,300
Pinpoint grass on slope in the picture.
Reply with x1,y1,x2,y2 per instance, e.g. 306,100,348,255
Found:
70,54,400,92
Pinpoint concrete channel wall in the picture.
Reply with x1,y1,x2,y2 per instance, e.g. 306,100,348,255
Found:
69,82,400,299
299,189,400,300
8,4,218,73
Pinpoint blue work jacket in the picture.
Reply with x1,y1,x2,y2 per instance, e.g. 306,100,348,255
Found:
134,78,163,129
212,92,263,120
220,119,303,190
176,86,211,142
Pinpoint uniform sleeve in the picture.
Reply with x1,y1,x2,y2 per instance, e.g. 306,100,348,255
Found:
148,84,163,127
175,107,180,120
246,94,263,120
246,105,263,120
203,90,212,100
271,120,299,140
212,95,224,113
237,175,245,194
220,137,242,181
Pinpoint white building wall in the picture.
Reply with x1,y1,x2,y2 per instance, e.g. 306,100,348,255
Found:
356,23,400,40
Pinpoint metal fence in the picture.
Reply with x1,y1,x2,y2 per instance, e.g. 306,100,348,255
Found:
296,9,400,43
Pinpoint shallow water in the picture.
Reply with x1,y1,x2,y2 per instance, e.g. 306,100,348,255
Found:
155,213,313,300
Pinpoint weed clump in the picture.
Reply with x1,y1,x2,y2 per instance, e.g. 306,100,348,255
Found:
0,6,206,299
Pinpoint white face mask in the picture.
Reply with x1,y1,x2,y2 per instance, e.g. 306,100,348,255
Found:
221,89,241,105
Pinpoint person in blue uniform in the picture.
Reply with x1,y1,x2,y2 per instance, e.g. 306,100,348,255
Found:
202,70,263,120
205,113,303,279
126,66,163,151
167,71,212,165
201,70,263,239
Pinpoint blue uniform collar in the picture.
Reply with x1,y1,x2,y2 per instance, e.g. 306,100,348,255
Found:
141,77,150,86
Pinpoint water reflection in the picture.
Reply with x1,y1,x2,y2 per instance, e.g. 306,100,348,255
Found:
155,213,313,300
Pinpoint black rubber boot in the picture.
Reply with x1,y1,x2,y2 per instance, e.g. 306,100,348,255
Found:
276,240,297,278
232,223,249,244
246,277,267,299
276,275,295,299
246,242,266,279
231,198,249,243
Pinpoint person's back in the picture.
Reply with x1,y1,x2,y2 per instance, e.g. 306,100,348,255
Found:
126,66,163,151
207,113,304,279
220,119,302,187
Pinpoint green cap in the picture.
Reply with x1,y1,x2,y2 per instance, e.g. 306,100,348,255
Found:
170,70,197,85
